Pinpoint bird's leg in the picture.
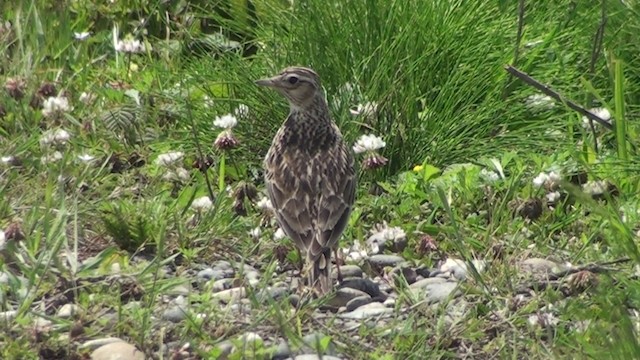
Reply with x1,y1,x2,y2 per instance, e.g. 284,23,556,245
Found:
334,248,343,284
296,248,304,273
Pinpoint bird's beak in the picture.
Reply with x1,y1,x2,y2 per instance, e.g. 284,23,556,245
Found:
255,76,278,87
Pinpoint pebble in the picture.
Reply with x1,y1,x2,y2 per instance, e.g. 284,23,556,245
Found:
197,268,228,282
286,355,342,360
90,341,145,360
273,339,293,360
212,278,234,292
215,341,234,357
419,282,461,303
519,258,566,275
327,288,370,309
335,265,363,279
339,278,386,300
367,254,406,268
302,332,337,355
346,295,373,312
410,277,447,289
212,287,246,302
57,304,80,318
0,310,17,321
166,284,190,296
162,305,188,323
439,258,486,281
80,337,127,351
339,302,393,319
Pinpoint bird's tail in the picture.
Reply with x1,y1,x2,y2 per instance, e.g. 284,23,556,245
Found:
308,249,332,296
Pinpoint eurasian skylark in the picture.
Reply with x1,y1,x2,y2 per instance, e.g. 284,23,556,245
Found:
256,66,356,295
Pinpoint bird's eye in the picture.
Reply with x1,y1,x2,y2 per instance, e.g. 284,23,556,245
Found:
287,76,299,85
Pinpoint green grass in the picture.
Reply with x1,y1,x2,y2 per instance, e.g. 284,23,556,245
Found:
1,0,640,359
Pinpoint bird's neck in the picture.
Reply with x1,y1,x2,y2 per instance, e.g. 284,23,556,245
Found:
281,96,338,152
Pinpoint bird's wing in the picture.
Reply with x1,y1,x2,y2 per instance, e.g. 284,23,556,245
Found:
265,149,316,253
308,142,356,262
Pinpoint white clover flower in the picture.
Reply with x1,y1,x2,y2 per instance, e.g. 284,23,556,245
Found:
352,134,386,154
273,227,286,241
480,168,500,183
533,172,549,188
115,38,146,53
203,95,214,108
40,128,71,147
155,151,184,167
234,104,249,118
344,242,368,262
213,114,238,129
548,171,562,182
249,227,262,239
350,101,378,118
1,156,15,165
582,107,612,129
41,151,63,164
546,191,561,203
256,197,274,212
79,92,96,104
42,96,71,117
582,180,608,195
74,32,91,41
162,167,190,182
77,154,95,163
528,312,559,328
525,94,555,111
191,196,213,211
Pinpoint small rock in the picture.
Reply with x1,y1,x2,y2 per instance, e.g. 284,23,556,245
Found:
339,302,393,319
0,271,9,285
212,287,246,302
302,332,337,355
212,260,233,271
346,295,373,312
390,266,417,284
286,355,342,360
215,341,234,357
410,277,447,289
57,304,80,318
272,339,292,360
415,282,460,303
383,298,396,308
335,265,363,279
0,310,17,322
326,288,370,309
440,258,486,281
212,278,234,292
340,278,386,300
236,332,263,354
166,284,190,296
162,305,188,323
197,268,229,282
91,341,145,360
80,337,127,351
519,258,567,275
367,254,406,268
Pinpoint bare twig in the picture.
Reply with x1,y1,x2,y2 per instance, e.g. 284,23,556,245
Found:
503,65,614,130
585,0,608,152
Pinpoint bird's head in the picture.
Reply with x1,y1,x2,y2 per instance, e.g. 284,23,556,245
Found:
255,67,322,109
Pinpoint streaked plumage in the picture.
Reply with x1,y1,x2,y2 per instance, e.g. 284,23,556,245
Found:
256,67,356,295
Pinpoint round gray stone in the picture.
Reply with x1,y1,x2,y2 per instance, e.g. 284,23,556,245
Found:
367,254,406,268
346,295,373,312
91,341,145,360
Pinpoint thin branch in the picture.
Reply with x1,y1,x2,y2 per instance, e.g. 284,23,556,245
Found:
503,64,614,130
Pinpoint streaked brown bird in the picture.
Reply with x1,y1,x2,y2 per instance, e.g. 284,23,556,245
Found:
256,66,356,295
